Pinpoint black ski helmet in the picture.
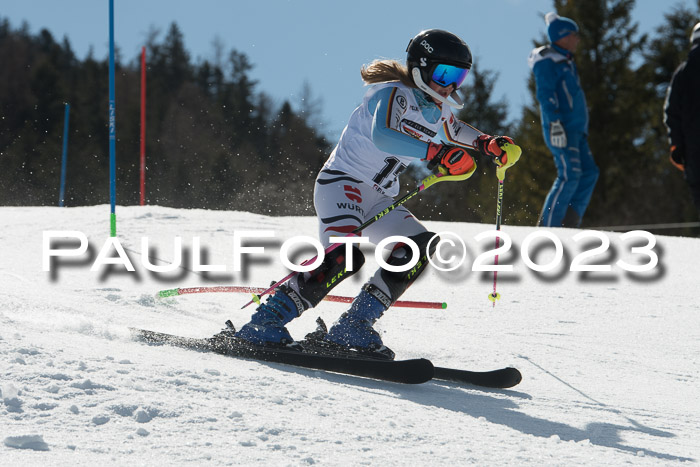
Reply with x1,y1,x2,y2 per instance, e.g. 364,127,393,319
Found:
406,29,472,89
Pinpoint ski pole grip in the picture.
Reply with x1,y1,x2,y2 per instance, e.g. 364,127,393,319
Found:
422,167,474,191
496,143,522,181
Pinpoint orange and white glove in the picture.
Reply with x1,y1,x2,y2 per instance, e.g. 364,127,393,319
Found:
425,142,476,176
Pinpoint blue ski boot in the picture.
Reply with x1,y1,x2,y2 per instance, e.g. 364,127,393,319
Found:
235,286,306,347
325,285,394,359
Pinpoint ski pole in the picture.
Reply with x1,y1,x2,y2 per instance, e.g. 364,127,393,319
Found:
488,142,521,306
488,176,505,306
158,286,447,309
241,168,473,309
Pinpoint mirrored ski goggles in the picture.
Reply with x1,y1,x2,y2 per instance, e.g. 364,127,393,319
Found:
431,63,469,88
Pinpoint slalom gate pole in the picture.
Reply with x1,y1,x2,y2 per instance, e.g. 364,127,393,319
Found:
241,169,473,309
108,0,117,236
158,286,447,309
58,103,70,207
140,46,146,206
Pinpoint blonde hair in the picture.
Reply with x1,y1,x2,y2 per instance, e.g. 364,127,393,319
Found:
360,59,415,88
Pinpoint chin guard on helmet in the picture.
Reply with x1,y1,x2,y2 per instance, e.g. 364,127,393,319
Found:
410,67,465,109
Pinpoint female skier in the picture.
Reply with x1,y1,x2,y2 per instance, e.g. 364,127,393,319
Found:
233,29,520,358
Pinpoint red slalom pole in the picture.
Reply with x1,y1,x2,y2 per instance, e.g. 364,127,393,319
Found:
139,46,146,206
157,286,447,309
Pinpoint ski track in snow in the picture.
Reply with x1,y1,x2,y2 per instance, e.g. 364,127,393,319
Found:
2,205,699,465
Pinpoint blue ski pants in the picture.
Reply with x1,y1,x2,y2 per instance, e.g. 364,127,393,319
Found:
539,131,599,227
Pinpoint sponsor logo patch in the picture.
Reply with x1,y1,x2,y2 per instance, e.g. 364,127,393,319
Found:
343,185,362,203
401,119,437,138
396,95,407,109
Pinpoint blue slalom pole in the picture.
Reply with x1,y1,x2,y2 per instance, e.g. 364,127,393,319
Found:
108,0,117,236
58,103,70,207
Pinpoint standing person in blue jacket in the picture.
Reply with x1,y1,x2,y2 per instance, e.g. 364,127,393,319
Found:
229,29,520,359
529,12,599,228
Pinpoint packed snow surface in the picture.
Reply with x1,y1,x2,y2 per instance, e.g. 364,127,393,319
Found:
2,205,699,465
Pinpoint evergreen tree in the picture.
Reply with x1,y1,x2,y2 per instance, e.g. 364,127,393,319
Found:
0,16,329,215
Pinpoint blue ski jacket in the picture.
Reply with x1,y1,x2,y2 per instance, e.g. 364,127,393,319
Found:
528,43,589,134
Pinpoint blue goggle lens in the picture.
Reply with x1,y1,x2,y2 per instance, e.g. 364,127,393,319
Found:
431,64,469,88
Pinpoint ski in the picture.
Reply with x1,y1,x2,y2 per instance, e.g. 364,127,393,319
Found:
300,318,523,389
130,328,434,385
433,366,522,389
300,340,522,389
131,327,522,389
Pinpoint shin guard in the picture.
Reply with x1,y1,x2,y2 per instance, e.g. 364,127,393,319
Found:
373,231,438,305
290,245,365,309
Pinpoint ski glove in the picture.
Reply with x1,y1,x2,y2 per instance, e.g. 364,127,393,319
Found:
670,145,685,171
549,120,567,148
425,142,476,176
474,134,518,170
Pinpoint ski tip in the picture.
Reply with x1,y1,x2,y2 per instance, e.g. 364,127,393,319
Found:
488,367,522,388
433,365,522,388
506,367,523,387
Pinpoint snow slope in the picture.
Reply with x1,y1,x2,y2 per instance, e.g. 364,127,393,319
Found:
2,205,699,466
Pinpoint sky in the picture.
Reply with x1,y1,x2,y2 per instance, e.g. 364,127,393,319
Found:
2,0,697,140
